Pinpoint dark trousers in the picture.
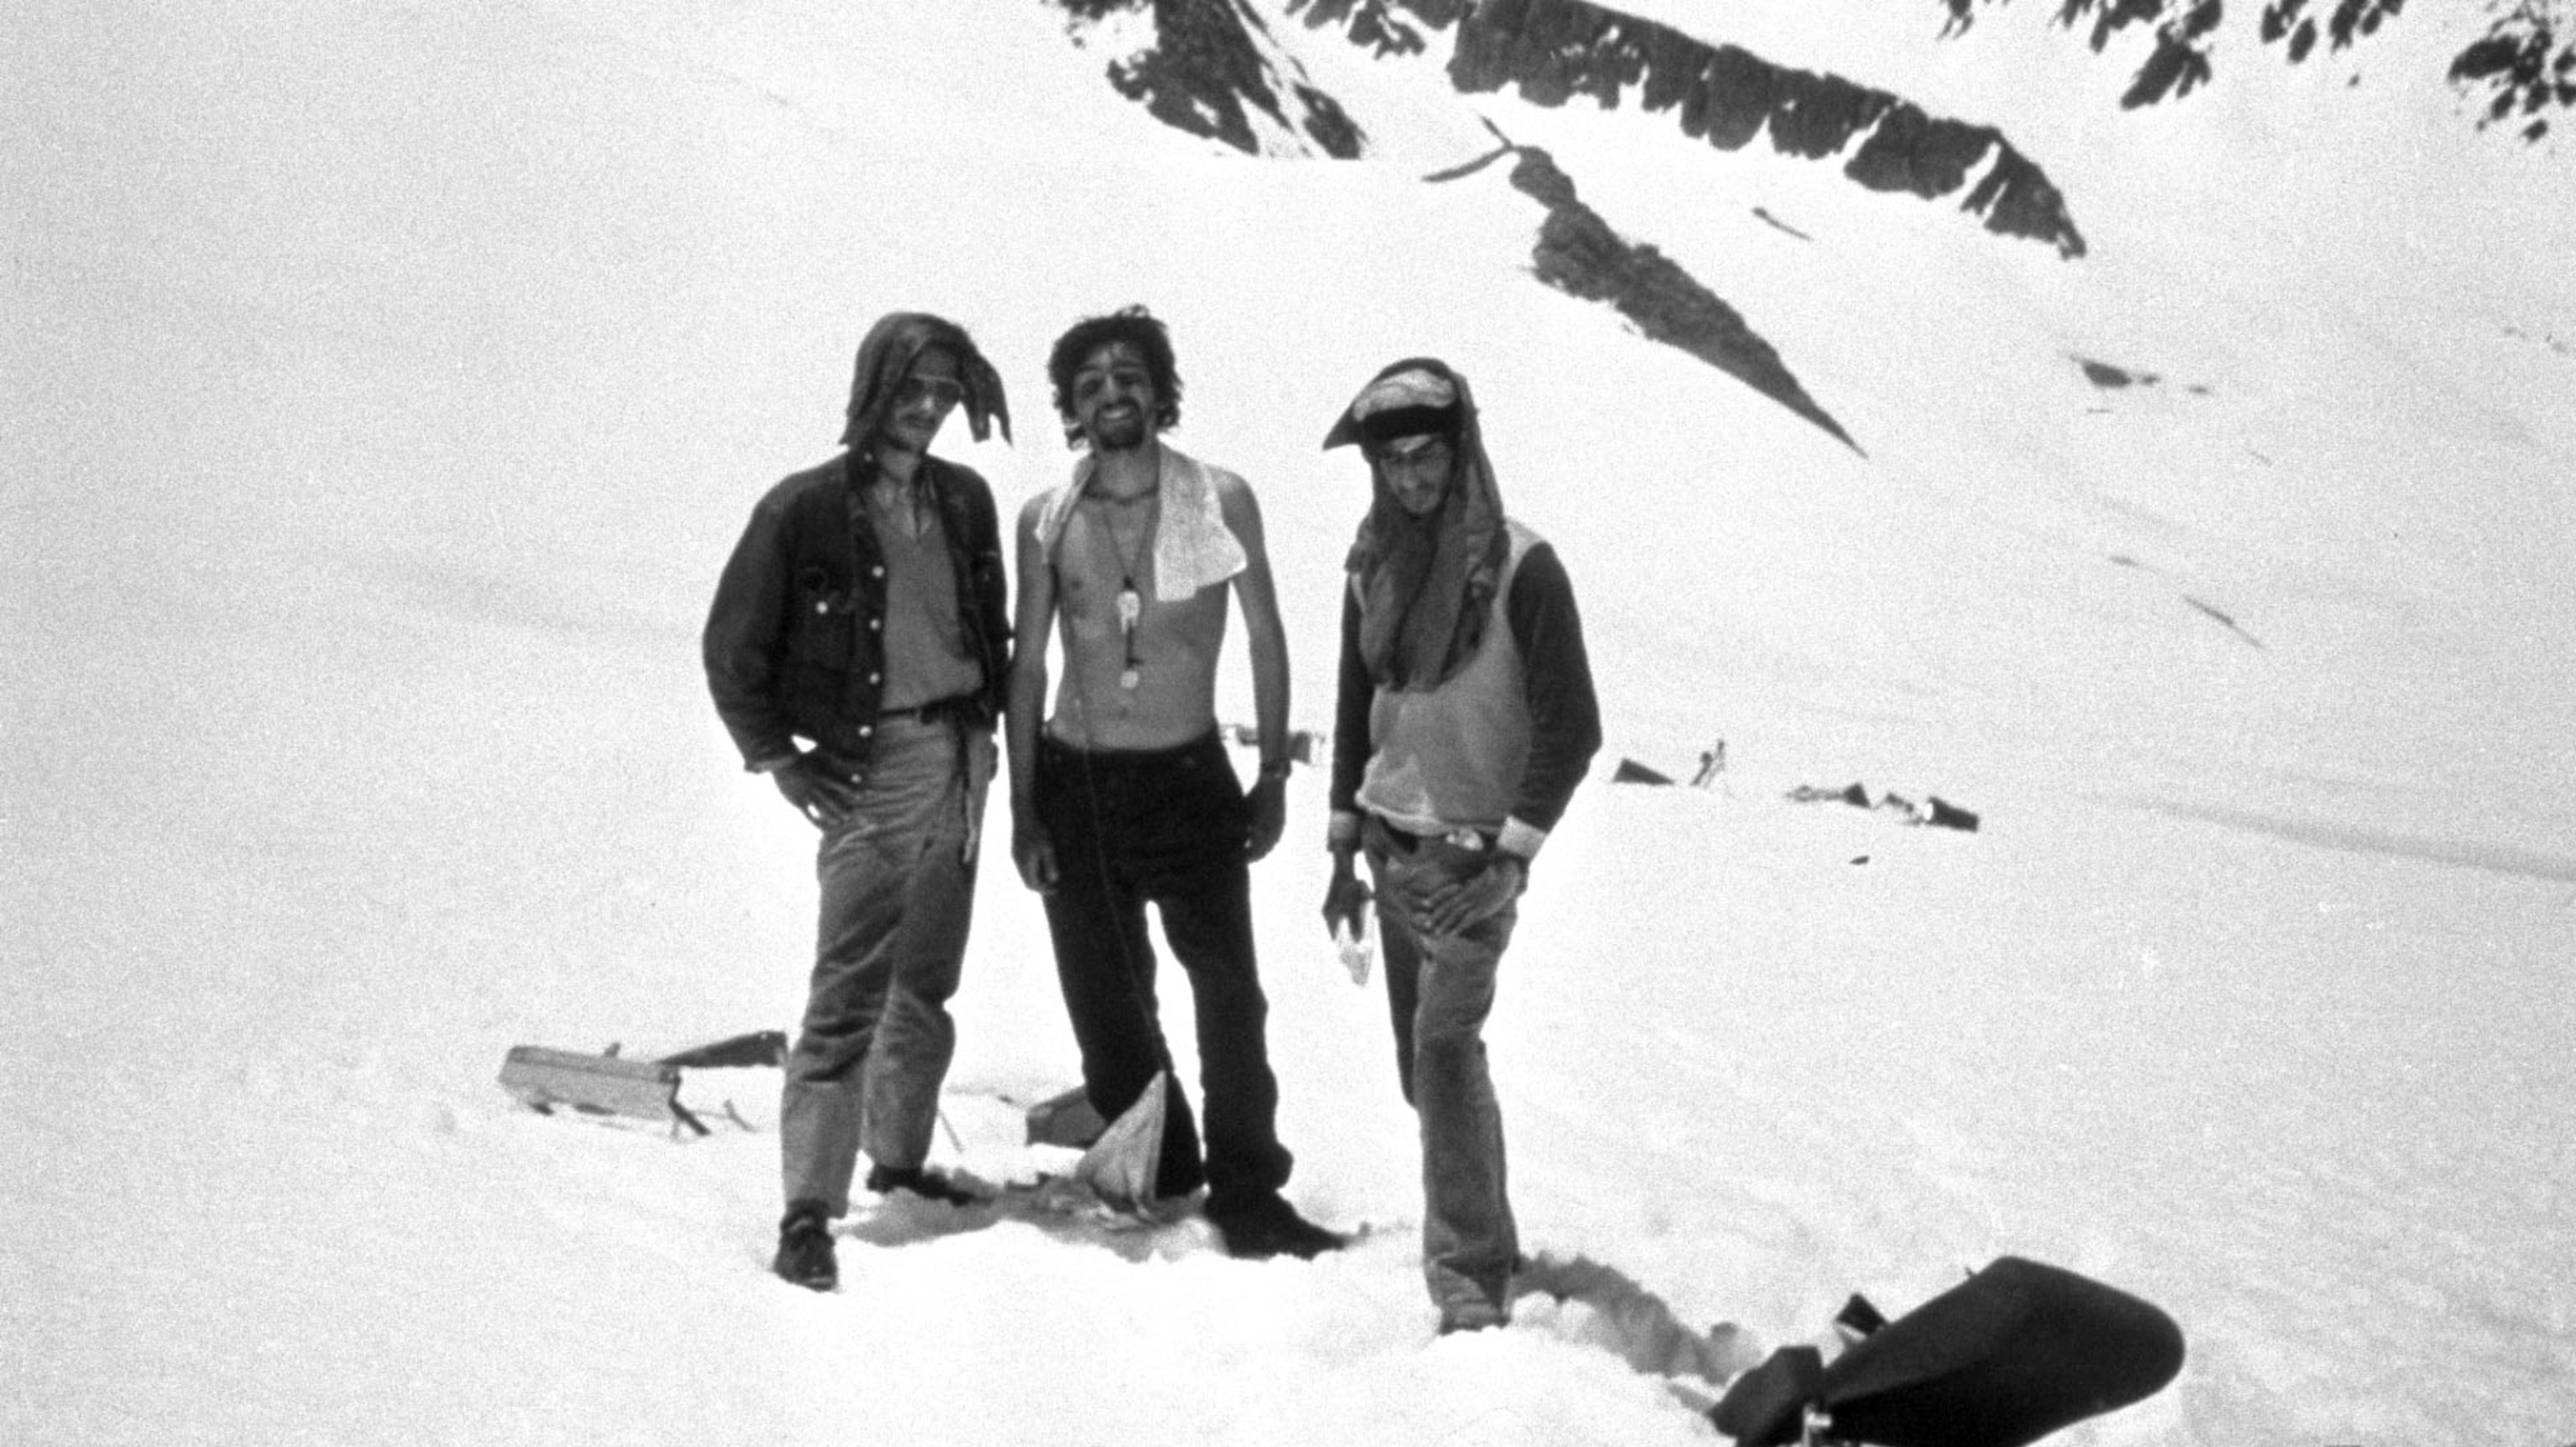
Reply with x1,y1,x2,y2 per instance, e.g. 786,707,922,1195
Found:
1035,729,1293,1215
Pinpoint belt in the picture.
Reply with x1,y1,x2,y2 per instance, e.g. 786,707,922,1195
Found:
880,695,983,727
1374,816,1495,853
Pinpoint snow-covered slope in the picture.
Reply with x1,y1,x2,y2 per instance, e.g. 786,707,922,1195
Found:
6,1,2572,1444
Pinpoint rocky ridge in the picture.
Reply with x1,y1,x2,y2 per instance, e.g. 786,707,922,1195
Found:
1428,137,1861,451
1313,0,2085,257
1057,0,1365,156
1046,0,2085,447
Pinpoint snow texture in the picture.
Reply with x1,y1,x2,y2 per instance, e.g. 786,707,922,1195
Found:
6,1,2573,1444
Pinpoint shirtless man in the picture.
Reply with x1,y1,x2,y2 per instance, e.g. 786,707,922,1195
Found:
1005,306,1341,1260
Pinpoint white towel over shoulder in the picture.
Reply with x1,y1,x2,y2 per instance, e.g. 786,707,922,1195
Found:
1034,444,1248,600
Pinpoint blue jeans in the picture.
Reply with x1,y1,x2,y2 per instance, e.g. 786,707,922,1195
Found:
1364,815,1519,1321
781,717,979,1215
1034,729,1293,1216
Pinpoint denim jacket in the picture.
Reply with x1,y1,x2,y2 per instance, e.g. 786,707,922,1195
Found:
703,452,1010,775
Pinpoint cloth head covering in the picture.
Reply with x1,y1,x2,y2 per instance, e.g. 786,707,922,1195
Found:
1323,358,1509,692
840,312,1011,449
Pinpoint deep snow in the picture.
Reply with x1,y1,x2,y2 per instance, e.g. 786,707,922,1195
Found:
6,2,2573,1444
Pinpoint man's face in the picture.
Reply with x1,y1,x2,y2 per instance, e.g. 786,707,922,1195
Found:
1369,433,1455,517
880,347,963,456
1069,342,1157,454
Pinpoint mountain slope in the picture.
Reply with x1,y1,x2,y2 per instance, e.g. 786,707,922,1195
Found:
7,2,2574,1444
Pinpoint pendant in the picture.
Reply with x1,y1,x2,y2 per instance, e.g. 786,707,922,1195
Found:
1116,578,1143,688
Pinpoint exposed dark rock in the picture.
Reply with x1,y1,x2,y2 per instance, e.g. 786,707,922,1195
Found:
2076,357,2160,388
1060,0,1366,157
1752,206,1814,241
1846,101,1990,196
1484,143,1859,452
1284,0,1471,58
2184,595,2264,649
1342,0,2085,257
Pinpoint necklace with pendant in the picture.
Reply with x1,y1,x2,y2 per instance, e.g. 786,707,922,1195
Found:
1098,489,1156,690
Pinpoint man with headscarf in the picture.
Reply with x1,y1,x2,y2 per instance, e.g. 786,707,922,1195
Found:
1317,357,1602,1335
1005,306,1343,1261
704,312,1013,1291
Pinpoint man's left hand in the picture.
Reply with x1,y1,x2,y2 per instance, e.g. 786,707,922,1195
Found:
1244,771,1287,862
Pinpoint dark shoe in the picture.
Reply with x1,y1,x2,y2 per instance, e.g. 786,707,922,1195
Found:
772,1201,838,1291
865,1162,983,1207
1209,1194,1348,1261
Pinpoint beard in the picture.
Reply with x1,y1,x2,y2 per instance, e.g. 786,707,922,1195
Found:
1084,407,1150,454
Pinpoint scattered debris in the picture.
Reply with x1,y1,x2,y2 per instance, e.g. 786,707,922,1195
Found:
1689,739,1728,789
657,1029,787,1069
499,1045,709,1137
1223,722,1322,764
498,1028,788,1138
1613,739,1730,791
1786,781,1980,832
1025,1084,1109,1149
2501,323,2573,359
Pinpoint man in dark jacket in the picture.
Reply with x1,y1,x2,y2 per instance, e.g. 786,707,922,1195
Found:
1317,358,1602,1335
704,312,1013,1292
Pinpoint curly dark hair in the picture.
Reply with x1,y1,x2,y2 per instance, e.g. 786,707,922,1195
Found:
1046,305,1182,439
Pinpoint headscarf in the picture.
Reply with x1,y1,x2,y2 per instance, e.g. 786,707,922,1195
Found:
1323,358,1509,692
839,311,1011,449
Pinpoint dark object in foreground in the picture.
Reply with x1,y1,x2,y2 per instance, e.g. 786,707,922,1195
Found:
1711,1256,2184,1447
657,1029,789,1069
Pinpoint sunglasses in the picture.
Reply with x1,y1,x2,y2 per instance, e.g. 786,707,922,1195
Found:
1363,434,1452,467
894,375,966,411
1072,366,1155,402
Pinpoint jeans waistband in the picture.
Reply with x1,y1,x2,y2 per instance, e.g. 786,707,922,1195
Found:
1040,725,1222,771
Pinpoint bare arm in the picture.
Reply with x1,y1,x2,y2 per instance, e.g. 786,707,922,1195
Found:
1219,474,1291,861
1005,495,1062,890
1218,474,1290,768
